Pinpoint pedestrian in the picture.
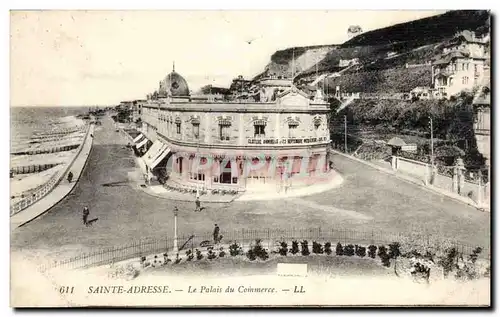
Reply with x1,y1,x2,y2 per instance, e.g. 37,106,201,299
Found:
195,196,201,212
82,206,90,226
67,171,74,183
213,224,220,244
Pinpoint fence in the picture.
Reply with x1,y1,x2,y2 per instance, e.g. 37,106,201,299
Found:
11,144,80,156
10,163,60,175
10,124,93,216
39,227,489,271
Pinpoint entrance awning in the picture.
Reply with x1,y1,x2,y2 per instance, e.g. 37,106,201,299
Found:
150,147,171,169
133,133,144,143
143,140,163,165
136,138,148,149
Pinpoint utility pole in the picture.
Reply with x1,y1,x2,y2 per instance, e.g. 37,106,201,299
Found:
344,115,348,154
429,116,434,168
173,207,178,254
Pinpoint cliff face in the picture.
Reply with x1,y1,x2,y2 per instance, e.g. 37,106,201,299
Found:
255,10,490,94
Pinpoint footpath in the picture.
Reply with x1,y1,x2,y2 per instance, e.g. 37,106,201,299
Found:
330,149,489,212
10,124,95,228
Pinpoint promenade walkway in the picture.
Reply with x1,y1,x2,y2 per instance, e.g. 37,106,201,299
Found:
329,149,488,211
10,124,95,228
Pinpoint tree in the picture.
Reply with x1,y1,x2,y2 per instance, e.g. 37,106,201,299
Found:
388,242,402,276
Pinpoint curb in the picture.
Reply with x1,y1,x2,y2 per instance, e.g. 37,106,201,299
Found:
13,125,95,228
329,149,484,211
137,184,240,204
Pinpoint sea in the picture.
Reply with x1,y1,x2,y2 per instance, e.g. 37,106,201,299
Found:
10,106,90,149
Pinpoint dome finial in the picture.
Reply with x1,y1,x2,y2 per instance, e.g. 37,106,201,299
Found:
173,61,175,72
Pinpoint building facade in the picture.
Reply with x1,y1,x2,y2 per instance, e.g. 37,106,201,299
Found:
138,69,332,192
432,30,487,98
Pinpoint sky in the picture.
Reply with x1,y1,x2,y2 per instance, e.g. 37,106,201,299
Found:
10,10,446,107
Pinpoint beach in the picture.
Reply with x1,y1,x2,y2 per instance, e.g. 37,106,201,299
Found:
10,107,90,211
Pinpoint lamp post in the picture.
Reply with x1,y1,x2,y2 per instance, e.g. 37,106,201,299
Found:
429,116,435,183
173,207,179,254
344,115,348,154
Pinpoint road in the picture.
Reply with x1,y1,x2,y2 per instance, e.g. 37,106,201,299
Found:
11,115,490,259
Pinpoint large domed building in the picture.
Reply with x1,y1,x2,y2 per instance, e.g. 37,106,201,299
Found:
158,63,190,97
133,64,334,195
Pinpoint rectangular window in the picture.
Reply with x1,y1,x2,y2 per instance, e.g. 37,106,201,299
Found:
193,123,200,139
219,124,230,141
176,123,181,134
254,125,266,137
213,176,219,183
288,124,298,138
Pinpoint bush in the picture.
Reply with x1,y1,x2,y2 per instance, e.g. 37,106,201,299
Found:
336,243,344,256
229,243,242,256
246,249,257,261
324,242,332,255
279,242,288,256
185,250,194,261
251,239,269,260
207,248,217,260
344,244,355,257
174,253,181,264
291,241,299,255
195,249,203,261
312,241,324,254
355,245,367,257
219,247,226,258
301,240,310,256
368,245,377,258
377,245,391,267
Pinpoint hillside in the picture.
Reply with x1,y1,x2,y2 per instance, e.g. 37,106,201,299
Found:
255,10,490,94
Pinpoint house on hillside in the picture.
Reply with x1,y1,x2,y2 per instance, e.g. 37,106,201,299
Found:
442,30,486,58
338,58,360,68
410,87,432,100
431,30,487,98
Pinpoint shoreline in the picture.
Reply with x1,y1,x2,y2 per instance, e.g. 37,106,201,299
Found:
10,115,88,207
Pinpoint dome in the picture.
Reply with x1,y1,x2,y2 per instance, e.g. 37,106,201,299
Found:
159,66,190,97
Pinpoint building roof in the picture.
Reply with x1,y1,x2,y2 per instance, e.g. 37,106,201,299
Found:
473,94,491,105
432,50,470,65
159,70,190,97
456,30,484,44
387,137,406,147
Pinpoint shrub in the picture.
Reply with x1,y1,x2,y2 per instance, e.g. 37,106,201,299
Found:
219,247,226,258
229,243,242,257
324,242,332,255
368,245,377,258
185,250,194,262
377,245,391,267
355,245,366,257
301,240,310,256
174,253,181,264
246,249,257,261
251,239,269,260
312,241,324,254
343,244,355,257
291,240,299,255
195,249,203,261
437,247,458,278
207,248,217,260
279,242,288,256
336,243,344,256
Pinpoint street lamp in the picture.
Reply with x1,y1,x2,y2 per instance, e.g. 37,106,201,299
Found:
173,207,179,254
429,116,435,183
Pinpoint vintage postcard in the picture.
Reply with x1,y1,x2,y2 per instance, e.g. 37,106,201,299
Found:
10,10,491,307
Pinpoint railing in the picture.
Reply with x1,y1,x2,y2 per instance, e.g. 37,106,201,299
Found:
39,227,489,271
10,124,93,216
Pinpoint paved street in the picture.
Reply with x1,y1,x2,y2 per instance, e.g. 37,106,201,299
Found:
11,115,490,260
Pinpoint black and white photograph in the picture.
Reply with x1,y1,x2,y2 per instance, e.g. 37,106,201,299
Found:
9,9,491,307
